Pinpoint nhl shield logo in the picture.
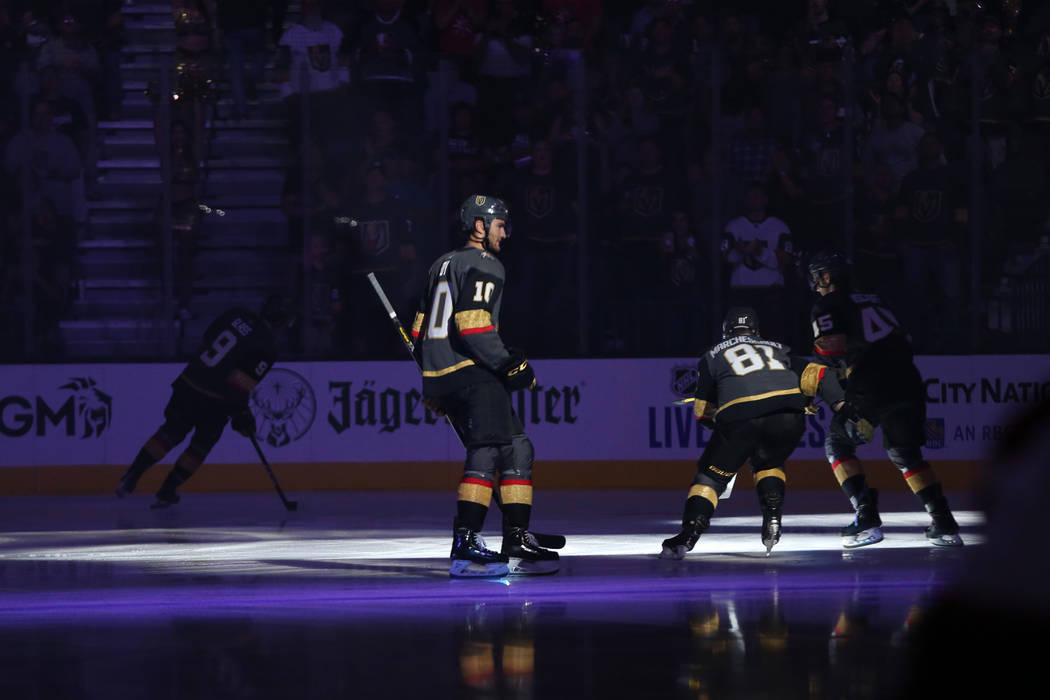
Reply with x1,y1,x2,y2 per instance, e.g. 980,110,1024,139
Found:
670,365,698,398
924,418,945,449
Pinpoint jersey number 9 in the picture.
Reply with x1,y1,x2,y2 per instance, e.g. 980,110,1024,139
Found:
201,330,237,367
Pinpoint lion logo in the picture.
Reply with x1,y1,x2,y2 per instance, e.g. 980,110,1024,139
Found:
58,378,112,439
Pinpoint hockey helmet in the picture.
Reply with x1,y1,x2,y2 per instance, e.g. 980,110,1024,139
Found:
807,250,851,291
260,293,294,328
459,195,510,236
722,307,760,339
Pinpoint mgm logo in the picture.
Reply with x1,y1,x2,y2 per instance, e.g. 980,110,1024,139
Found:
0,377,112,438
250,368,317,447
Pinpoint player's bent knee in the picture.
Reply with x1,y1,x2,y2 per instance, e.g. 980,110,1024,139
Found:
887,446,923,472
501,434,533,481
465,444,501,481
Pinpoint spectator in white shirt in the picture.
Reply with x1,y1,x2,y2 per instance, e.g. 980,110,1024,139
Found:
722,182,794,340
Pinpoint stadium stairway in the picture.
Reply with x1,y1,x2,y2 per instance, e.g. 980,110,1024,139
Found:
63,0,293,361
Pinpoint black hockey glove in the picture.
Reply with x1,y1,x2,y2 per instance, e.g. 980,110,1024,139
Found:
500,348,536,392
231,408,257,438
836,402,874,445
422,395,446,417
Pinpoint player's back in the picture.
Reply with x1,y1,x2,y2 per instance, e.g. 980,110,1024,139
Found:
181,307,276,402
417,246,506,395
811,289,918,395
702,335,808,423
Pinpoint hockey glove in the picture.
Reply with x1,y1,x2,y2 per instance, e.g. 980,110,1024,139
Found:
500,348,536,392
837,402,874,445
231,408,257,438
422,395,446,417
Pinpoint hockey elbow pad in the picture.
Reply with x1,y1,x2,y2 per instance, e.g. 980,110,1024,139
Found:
500,349,536,392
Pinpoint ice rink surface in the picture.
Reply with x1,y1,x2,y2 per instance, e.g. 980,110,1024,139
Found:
0,489,984,699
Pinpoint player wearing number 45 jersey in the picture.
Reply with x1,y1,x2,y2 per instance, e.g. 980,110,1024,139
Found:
115,295,293,508
808,251,962,548
661,307,851,559
413,195,558,578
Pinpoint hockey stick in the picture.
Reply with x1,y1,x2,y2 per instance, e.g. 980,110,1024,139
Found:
366,272,565,549
249,435,299,511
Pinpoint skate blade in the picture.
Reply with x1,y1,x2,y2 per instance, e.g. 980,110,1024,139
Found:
659,545,688,560
506,557,559,576
763,540,775,556
149,499,179,510
929,533,964,547
842,527,884,549
449,559,510,578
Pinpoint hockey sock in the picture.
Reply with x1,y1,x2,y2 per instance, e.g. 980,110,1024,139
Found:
683,484,718,526
457,477,493,532
830,456,864,487
840,473,871,511
499,479,532,531
127,435,172,477
156,465,192,498
755,469,786,506
902,462,942,503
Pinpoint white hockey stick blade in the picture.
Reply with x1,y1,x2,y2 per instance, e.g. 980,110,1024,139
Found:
719,474,737,499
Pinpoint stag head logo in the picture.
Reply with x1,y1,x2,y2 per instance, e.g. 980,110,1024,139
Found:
59,377,112,439
250,369,317,447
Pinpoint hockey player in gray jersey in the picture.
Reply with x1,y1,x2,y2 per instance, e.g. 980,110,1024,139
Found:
660,307,861,558
412,195,559,578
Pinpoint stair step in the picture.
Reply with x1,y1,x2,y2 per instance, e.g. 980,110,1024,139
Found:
84,278,162,290
80,236,156,249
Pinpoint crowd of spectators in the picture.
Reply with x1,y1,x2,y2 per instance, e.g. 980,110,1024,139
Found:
3,0,1050,360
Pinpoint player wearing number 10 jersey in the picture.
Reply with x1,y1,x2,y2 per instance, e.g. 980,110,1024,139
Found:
114,295,292,508
412,195,558,578
808,251,962,548
660,307,849,559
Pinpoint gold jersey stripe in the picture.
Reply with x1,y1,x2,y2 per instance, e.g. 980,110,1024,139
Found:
755,468,787,484
500,483,533,505
716,388,802,415
799,363,825,397
457,481,493,506
411,312,424,334
454,309,493,331
687,484,719,507
422,358,476,377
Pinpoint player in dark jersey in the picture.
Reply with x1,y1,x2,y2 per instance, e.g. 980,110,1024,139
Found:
808,251,963,547
114,294,293,508
660,307,851,558
412,195,558,578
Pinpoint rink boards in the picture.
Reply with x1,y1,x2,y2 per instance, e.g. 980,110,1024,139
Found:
0,356,1047,493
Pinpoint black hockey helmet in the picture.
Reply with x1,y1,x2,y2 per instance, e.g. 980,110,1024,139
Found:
459,194,510,236
807,250,851,291
722,307,760,339
260,293,294,328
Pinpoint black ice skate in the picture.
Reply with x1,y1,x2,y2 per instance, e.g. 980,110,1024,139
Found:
841,488,883,548
149,491,180,510
925,498,963,547
659,515,711,560
114,468,141,499
761,497,783,556
450,520,510,578
502,527,560,575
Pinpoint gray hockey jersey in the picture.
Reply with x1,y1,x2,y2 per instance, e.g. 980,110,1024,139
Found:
412,246,513,396
693,335,845,424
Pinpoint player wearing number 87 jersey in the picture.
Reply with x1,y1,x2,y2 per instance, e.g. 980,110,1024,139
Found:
660,307,849,559
808,251,963,548
114,295,292,508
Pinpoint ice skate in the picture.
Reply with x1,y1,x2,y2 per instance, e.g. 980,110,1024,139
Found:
761,505,782,556
114,472,139,499
450,521,509,578
659,515,711,560
925,500,963,547
841,489,883,548
149,491,180,510
502,527,559,575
